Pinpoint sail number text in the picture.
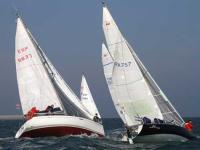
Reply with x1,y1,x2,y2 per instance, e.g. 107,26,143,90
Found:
17,46,32,62
17,46,29,54
114,61,131,67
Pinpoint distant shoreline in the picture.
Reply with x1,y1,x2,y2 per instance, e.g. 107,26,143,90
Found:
0,115,23,120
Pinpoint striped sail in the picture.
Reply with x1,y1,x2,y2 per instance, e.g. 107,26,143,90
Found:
102,6,184,127
15,17,63,115
80,75,101,118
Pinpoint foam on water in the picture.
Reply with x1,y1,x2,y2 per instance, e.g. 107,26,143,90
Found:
0,118,200,149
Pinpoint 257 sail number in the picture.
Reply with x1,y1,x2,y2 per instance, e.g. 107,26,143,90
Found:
114,61,131,67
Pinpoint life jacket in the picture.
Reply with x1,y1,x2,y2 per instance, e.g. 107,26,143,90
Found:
184,122,193,131
26,107,39,120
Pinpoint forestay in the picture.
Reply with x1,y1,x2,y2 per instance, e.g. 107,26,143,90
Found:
80,75,101,118
15,17,63,115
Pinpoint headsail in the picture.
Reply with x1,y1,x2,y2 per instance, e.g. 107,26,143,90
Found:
80,75,101,118
42,53,93,119
25,19,93,120
15,17,64,115
102,5,185,127
102,43,128,123
126,41,185,126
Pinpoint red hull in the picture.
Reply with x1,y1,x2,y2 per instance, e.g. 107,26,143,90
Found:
20,126,104,138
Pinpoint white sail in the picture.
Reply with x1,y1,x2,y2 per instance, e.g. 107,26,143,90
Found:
102,6,184,127
15,17,63,115
112,37,163,126
80,75,101,118
102,43,114,85
26,26,93,120
103,6,122,58
102,43,128,123
43,54,94,119
126,41,185,126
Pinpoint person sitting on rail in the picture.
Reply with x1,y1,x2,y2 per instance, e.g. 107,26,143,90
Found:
142,117,151,124
37,104,62,115
184,120,193,132
93,113,101,123
25,107,39,120
45,104,54,113
154,118,164,124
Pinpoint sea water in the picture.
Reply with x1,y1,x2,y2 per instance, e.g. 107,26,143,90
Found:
0,118,199,150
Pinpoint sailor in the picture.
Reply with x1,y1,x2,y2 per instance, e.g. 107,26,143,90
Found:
93,113,100,123
142,117,151,124
25,107,39,120
184,120,193,132
126,127,132,139
45,104,54,113
124,125,134,144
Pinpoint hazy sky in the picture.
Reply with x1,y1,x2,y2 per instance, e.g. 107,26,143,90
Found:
0,0,200,117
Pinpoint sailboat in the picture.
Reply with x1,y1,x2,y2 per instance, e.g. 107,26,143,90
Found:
101,4,195,143
15,14,104,138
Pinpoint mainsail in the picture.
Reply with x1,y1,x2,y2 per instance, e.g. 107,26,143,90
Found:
15,17,63,114
80,75,101,118
28,29,93,119
15,16,93,120
102,6,185,127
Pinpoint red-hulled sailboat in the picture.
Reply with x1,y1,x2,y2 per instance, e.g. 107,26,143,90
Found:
15,15,104,138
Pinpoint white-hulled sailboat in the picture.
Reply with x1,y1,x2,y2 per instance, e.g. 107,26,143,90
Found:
15,15,104,138
101,4,195,143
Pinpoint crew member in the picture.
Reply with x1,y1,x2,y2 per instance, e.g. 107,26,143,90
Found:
93,113,100,123
184,120,193,132
25,107,39,120
45,104,54,113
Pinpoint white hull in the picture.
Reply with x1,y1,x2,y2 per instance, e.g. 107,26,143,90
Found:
15,115,105,138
